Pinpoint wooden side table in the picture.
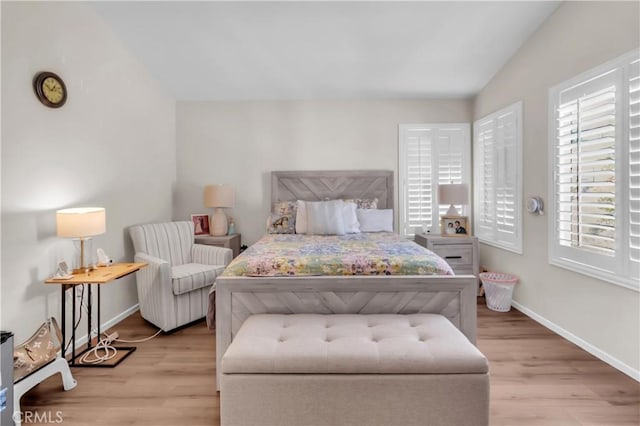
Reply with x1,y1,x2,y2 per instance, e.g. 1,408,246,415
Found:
414,234,479,276
45,262,146,367
414,233,480,293
195,234,241,258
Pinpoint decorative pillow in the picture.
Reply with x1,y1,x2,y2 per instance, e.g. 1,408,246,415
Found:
356,208,393,232
306,200,346,235
295,200,308,234
14,318,62,382
342,201,360,234
267,213,296,234
344,198,379,209
272,201,297,216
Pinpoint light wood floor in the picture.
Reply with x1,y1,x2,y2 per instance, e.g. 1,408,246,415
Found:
21,300,639,425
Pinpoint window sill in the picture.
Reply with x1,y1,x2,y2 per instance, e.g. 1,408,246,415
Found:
478,238,523,255
549,257,639,293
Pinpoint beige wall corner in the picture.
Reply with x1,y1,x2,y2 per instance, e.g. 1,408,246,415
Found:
473,1,640,378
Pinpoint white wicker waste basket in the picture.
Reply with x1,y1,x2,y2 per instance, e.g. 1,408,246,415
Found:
479,272,519,312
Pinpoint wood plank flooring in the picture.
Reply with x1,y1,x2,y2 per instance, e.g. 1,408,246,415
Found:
20,300,639,425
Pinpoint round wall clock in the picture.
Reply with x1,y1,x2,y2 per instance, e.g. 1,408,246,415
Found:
33,71,67,108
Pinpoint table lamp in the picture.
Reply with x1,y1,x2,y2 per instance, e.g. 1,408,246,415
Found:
204,185,235,236
56,207,106,273
438,184,469,216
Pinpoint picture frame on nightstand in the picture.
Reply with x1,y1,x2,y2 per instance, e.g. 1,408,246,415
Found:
441,215,470,237
191,214,210,235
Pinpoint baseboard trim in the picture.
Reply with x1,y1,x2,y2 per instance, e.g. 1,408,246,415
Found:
64,304,139,357
511,300,639,382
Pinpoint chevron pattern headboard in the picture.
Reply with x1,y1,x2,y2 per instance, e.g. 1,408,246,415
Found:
271,170,394,209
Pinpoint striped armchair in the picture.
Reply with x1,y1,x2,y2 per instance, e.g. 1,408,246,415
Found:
129,221,232,332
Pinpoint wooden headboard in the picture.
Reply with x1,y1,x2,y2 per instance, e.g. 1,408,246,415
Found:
271,170,394,209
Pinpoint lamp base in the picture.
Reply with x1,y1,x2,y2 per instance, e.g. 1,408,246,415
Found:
211,208,228,236
445,205,461,216
72,237,94,274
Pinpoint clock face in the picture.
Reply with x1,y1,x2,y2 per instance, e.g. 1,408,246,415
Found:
42,76,64,104
33,72,67,108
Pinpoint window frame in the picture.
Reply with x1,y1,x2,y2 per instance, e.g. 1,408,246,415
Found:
473,101,524,254
547,49,639,291
398,123,471,239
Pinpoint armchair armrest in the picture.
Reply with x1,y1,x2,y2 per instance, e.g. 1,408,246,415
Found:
135,252,169,268
133,253,171,289
133,252,173,331
192,244,233,266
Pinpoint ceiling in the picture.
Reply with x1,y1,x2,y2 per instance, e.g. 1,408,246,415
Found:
92,1,560,101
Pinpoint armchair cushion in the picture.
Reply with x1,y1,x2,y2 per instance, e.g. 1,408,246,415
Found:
172,263,226,296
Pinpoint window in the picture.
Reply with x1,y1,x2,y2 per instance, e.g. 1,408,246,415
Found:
398,124,470,238
548,49,639,290
473,102,523,254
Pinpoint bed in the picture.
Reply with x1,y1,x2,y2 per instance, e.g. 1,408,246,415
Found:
214,170,478,387
222,232,454,277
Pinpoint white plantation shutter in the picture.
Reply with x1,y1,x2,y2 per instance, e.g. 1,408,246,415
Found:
437,128,467,218
473,102,523,253
628,58,640,280
475,120,495,239
549,49,639,290
556,78,618,259
399,124,470,238
495,111,519,237
404,128,435,235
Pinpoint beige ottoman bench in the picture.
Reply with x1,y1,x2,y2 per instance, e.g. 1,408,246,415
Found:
220,313,489,426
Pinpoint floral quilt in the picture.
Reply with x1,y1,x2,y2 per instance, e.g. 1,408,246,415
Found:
222,232,453,277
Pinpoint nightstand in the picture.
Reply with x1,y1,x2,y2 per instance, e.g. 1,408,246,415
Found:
414,233,479,279
195,234,241,258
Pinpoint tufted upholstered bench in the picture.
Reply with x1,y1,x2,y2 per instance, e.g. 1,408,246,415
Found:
220,313,489,426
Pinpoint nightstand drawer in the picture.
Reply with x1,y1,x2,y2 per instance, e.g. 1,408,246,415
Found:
452,267,474,276
433,245,473,267
415,233,478,273
414,233,479,294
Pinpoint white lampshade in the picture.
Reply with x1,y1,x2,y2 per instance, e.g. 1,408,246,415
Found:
438,184,469,206
57,207,106,273
204,184,235,208
438,184,468,216
56,207,106,238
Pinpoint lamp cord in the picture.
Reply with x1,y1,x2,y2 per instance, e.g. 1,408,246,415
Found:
78,335,118,365
63,285,84,355
111,329,162,343
63,284,163,364
78,329,163,365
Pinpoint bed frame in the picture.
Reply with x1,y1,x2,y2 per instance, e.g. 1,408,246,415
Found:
215,170,478,387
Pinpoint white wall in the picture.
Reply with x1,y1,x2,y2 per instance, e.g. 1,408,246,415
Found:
473,1,640,378
175,99,472,244
1,2,176,343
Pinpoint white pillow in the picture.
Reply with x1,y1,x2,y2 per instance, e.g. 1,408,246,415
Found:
297,200,359,234
342,201,360,234
306,200,346,235
295,200,308,234
356,209,393,232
